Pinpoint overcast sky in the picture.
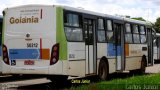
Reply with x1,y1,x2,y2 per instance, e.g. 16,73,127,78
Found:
0,0,159,22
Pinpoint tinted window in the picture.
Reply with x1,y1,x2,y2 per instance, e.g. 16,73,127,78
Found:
125,23,131,33
98,18,106,42
98,19,104,29
107,32,114,42
133,34,140,43
64,14,80,27
98,31,106,42
65,27,83,41
133,25,139,33
107,20,112,31
64,13,83,41
139,26,146,43
125,23,133,43
125,34,133,43
140,26,145,34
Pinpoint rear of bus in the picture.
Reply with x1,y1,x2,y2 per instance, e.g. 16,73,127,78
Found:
2,5,63,75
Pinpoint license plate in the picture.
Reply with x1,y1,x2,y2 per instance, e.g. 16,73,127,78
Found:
24,60,34,65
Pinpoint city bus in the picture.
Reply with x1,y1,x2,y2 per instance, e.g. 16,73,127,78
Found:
2,5,154,83
0,16,3,73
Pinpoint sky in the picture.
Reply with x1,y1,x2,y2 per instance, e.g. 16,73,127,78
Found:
0,0,159,23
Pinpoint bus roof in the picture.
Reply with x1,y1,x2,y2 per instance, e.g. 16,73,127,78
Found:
3,4,152,26
61,5,152,26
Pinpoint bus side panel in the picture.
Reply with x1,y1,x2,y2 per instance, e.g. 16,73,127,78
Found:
97,43,116,74
67,42,85,76
125,44,147,70
125,58,141,70
108,59,116,73
56,7,67,60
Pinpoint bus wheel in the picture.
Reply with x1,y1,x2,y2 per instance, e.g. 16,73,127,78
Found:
139,57,147,74
98,60,109,80
130,57,147,75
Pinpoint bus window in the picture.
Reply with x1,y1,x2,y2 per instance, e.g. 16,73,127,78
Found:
133,25,139,33
64,13,80,27
140,26,145,34
65,27,83,41
133,25,140,43
98,19,106,42
64,13,83,41
106,20,114,42
125,23,133,43
140,26,146,43
125,23,131,33
98,19,104,29
107,20,112,30
140,35,146,43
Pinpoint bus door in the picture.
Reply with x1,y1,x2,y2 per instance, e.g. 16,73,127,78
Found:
156,37,160,61
114,22,125,71
153,36,160,63
147,28,154,66
83,18,97,75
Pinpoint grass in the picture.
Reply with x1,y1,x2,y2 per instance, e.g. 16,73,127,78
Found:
67,74,160,90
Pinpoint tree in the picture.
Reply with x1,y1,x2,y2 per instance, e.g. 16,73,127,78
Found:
131,17,146,21
154,17,160,33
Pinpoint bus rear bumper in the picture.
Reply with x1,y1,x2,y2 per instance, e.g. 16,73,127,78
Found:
2,61,63,75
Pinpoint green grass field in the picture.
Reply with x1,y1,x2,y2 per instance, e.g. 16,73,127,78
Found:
67,74,160,90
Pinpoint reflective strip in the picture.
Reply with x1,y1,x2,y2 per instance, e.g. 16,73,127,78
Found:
107,43,122,56
125,44,129,56
107,43,116,56
9,49,40,59
41,49,50,60
9,49,50,60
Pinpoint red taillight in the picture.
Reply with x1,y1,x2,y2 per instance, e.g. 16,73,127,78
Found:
50,43,59,65
3,44,10,65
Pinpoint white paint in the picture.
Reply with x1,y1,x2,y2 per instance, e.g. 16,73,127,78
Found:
68,60,85,77
67,42,85,60
97,43,107,58
108,59,116,73
125,57,141,71
116,56,121,70
89,45,93,74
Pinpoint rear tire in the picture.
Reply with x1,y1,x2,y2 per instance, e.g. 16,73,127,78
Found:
98,60,109,80
139,57,147,74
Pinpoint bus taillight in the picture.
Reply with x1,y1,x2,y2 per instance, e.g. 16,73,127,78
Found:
3,44,9,65
50,43,59,65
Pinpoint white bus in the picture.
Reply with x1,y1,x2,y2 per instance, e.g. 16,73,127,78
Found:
2,5,154,82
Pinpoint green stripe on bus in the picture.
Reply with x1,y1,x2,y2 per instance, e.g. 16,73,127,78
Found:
56,7,67,60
